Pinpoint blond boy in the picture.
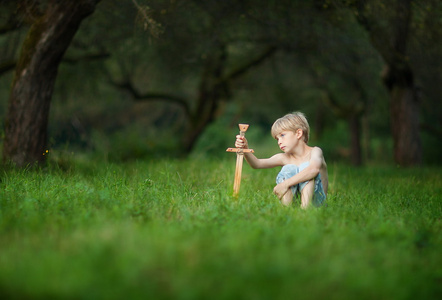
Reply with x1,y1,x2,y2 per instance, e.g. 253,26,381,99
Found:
235,112,328,208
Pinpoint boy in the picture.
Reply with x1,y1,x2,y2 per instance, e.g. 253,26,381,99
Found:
235,112,328,208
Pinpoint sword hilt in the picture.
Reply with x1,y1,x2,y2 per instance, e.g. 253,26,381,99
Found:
226,124,254,153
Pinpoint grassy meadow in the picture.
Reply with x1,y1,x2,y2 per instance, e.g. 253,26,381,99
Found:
0,156,441,299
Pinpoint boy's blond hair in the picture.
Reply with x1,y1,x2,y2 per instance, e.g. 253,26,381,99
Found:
271,112,310,143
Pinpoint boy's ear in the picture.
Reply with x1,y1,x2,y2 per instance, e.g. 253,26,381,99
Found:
296,129,303,139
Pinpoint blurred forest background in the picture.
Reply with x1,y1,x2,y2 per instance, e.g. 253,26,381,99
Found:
0,0,440,167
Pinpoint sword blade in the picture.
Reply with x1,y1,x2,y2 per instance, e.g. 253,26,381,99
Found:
233,152,244,197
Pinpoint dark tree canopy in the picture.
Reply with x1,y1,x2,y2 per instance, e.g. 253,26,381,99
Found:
0,0,440,166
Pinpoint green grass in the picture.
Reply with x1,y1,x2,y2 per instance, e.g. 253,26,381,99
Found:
0,158,441,300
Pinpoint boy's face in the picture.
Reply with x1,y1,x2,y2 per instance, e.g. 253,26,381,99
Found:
275,130,301,153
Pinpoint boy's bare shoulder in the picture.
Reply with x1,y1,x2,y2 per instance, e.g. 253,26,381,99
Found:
311,146,324,155
311,147,326,163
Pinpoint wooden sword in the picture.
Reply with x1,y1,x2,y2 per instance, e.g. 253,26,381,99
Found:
226,124,254,197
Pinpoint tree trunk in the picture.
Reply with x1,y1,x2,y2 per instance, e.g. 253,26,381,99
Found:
181,93,218,154
2,0,101,167
352,0,422,166
382,66,422,166
182,118,214,154
386,70,422,165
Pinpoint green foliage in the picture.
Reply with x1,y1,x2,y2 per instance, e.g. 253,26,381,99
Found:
88,124,180,162
0,0,441,166
0,157,440,299
191,108,278,159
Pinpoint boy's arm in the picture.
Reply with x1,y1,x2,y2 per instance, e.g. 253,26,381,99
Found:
273,147,324,199
245,153,285,169
236,135,284,169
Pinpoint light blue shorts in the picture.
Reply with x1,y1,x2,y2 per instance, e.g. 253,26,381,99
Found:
276,162,326,207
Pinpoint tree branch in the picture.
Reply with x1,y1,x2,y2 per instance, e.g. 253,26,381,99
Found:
111,80,191,118
225,46,277,81
62,52,111,64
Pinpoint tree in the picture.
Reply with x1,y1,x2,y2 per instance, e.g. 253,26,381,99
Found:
113,45,276,154
299,11,383,166
106,0,277,154
2,0,102,167
345,0,424,166
313,72,367,166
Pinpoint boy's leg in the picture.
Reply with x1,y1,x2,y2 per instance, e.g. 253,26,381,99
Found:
281,189,293,206
300,180,314,209
276,164,299,206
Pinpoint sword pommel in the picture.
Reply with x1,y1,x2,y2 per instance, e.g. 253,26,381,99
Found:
238,124,249,132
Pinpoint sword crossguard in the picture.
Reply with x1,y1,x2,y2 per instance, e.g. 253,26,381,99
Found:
226,148,254,153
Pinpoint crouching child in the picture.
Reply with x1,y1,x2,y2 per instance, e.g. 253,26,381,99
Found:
235,112,328,208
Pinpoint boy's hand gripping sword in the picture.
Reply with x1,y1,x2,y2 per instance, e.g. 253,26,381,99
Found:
226,124,254,197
